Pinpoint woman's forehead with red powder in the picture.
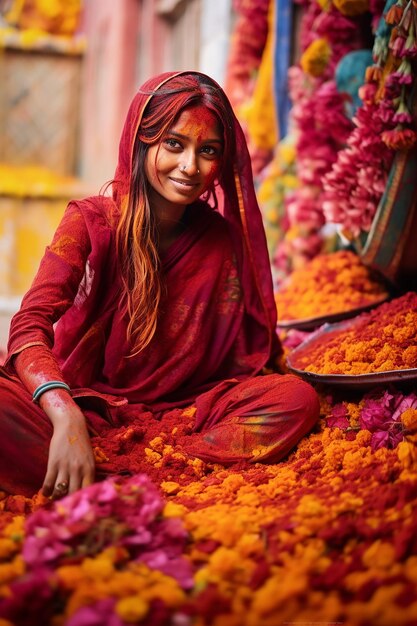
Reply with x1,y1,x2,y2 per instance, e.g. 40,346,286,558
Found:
170,105,222,143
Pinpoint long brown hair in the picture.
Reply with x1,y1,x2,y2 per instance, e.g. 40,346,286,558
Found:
116,73,237,355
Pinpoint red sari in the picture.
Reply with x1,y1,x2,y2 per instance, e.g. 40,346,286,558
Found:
0,72,319,496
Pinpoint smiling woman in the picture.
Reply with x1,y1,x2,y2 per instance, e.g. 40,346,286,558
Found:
0,71,320,498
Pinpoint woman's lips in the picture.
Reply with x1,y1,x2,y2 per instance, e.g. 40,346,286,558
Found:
169,177,199,191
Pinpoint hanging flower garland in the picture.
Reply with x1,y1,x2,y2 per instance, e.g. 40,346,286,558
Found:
224,0,272,177
271,0,381,276
322,0,417,240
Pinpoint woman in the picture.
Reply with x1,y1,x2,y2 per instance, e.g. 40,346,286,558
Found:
0,72,320,499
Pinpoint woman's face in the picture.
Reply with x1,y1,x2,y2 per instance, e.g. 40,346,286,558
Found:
145,105,223,214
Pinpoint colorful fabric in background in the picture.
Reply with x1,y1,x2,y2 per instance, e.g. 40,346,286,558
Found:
273,0,293,139
361,145,417,284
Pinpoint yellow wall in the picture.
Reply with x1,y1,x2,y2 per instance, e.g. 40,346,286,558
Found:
0,195,68,296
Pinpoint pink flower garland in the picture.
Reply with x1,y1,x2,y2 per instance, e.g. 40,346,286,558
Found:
322,0,417,238
280,0,378,271
322,91,395,236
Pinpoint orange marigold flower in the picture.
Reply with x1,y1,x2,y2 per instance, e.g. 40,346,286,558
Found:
362,540,396,569
365,64,383,82
115,596,149,622
93,446,109,463
401,408,417,431
384,3,404,24
292,293,417,375
382,126,417,150
397,440,417,468
160,481,181,495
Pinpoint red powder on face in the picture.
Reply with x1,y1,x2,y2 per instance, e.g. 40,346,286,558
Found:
178,105,222,142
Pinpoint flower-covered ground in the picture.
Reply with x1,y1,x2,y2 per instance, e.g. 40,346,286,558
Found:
1,371,417,625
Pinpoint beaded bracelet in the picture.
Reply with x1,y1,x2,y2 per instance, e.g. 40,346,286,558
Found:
32,381,72,404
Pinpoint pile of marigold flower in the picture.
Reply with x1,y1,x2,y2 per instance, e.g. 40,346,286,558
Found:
290,291,417,375
275,249,389,322
2,377,417,625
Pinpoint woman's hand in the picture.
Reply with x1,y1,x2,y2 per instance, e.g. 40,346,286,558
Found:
13,347,96,498
40,391,96,499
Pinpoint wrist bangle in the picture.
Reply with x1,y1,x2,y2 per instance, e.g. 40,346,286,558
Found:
32,381,72,404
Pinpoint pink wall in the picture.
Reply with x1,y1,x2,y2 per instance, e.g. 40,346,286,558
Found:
78,0,200,189
80,0,140,188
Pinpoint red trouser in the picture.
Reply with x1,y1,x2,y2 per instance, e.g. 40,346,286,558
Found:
0,374,319,496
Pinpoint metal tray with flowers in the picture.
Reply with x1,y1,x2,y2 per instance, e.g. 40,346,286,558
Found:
286,317,417,390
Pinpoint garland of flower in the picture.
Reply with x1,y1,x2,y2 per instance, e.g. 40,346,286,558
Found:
267,0,383,276
322,0,417,240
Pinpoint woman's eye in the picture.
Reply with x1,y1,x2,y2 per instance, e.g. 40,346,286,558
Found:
165,138,181,149
201,145,219,157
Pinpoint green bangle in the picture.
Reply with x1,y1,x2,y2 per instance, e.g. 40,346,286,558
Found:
32,381,72,404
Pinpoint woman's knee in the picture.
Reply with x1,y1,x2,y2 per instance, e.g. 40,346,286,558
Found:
269,373,320,422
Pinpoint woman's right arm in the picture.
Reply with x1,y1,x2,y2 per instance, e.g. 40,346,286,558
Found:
7,202,95,497
14,346,95,498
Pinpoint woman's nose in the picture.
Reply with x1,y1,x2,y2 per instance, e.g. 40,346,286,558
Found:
181,151,199,175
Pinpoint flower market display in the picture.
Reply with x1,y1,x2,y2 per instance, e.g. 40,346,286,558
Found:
256,0,417,278
264,0,382,274
275,249,389,322
322,0,417,243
